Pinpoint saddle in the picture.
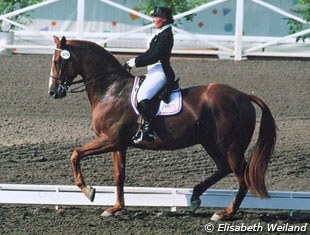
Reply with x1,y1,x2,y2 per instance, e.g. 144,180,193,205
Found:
131,76,182,116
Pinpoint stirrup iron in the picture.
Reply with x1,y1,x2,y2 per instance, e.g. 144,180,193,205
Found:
132,129,154,144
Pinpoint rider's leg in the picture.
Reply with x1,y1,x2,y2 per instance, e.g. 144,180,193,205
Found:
133,64,166,143
133,99,155,143
137,66,167,102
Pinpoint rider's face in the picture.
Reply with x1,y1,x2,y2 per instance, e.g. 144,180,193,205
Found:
153,17,167,29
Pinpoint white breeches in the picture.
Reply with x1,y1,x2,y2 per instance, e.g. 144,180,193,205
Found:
137,63,167,102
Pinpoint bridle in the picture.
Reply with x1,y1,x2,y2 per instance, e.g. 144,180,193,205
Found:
50,48,101,95
50,48,74,96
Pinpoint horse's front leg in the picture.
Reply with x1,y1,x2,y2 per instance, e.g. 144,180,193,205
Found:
101,151,126,217
70,135,115,202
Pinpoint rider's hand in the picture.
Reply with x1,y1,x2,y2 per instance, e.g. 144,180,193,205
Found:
126,58,136,68
124,58,135,72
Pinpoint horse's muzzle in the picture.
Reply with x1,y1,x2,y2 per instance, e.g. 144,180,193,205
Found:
49,85,69,99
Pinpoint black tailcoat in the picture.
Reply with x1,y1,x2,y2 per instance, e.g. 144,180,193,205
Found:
135,26,175,82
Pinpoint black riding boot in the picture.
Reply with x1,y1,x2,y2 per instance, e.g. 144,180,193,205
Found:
132,99,155,143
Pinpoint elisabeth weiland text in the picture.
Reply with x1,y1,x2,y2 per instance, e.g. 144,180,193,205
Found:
204,222,308,233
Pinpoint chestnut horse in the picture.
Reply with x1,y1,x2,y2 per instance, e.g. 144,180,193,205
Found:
48,36,276,221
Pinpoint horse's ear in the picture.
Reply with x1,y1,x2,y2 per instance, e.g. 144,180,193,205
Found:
53,35,60,45
61,36,67,46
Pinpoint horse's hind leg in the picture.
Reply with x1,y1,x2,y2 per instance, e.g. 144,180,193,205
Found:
211,152,248,221
191,142,248,221
191,146,231,212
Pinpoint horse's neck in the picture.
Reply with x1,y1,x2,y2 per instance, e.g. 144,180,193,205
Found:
83,71,134,109
77,48,134,109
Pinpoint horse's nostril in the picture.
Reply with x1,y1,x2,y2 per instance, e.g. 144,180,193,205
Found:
49,90,55,97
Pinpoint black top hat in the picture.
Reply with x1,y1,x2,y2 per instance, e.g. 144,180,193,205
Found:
152,6,173,20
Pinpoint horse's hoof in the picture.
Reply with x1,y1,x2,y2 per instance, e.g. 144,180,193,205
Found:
100,210,113,218
83,186,96,202
210,212,222,221
190,198,201,212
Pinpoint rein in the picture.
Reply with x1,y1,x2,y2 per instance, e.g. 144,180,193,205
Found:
69,78,90,93
50,75,103,94
69,75,103,93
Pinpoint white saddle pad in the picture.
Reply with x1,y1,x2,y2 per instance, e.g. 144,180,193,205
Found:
131,76,182,116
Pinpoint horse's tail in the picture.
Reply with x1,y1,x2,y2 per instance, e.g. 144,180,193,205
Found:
245,94,277,198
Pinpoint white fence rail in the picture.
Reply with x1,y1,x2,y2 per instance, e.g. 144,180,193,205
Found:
0,184,309,213
0,0,310,59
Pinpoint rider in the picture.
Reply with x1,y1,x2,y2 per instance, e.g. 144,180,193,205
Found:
126,6,175,144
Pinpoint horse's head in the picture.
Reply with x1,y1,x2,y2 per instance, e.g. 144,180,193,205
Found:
48,36,79,99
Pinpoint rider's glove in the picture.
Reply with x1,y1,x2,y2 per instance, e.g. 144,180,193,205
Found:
124,58,136,72
126,58,136,68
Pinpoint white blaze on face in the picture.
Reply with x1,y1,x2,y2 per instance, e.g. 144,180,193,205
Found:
48,53,55,93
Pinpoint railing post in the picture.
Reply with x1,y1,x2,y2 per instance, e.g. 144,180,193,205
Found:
234,0,244,61
77,0,85,39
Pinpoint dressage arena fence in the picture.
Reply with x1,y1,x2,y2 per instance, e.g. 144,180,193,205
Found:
1,0,310,59
0,184,309,215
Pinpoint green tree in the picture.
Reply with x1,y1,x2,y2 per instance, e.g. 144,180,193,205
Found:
137,0,209,22
0,0,43,31
287,0,310,42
